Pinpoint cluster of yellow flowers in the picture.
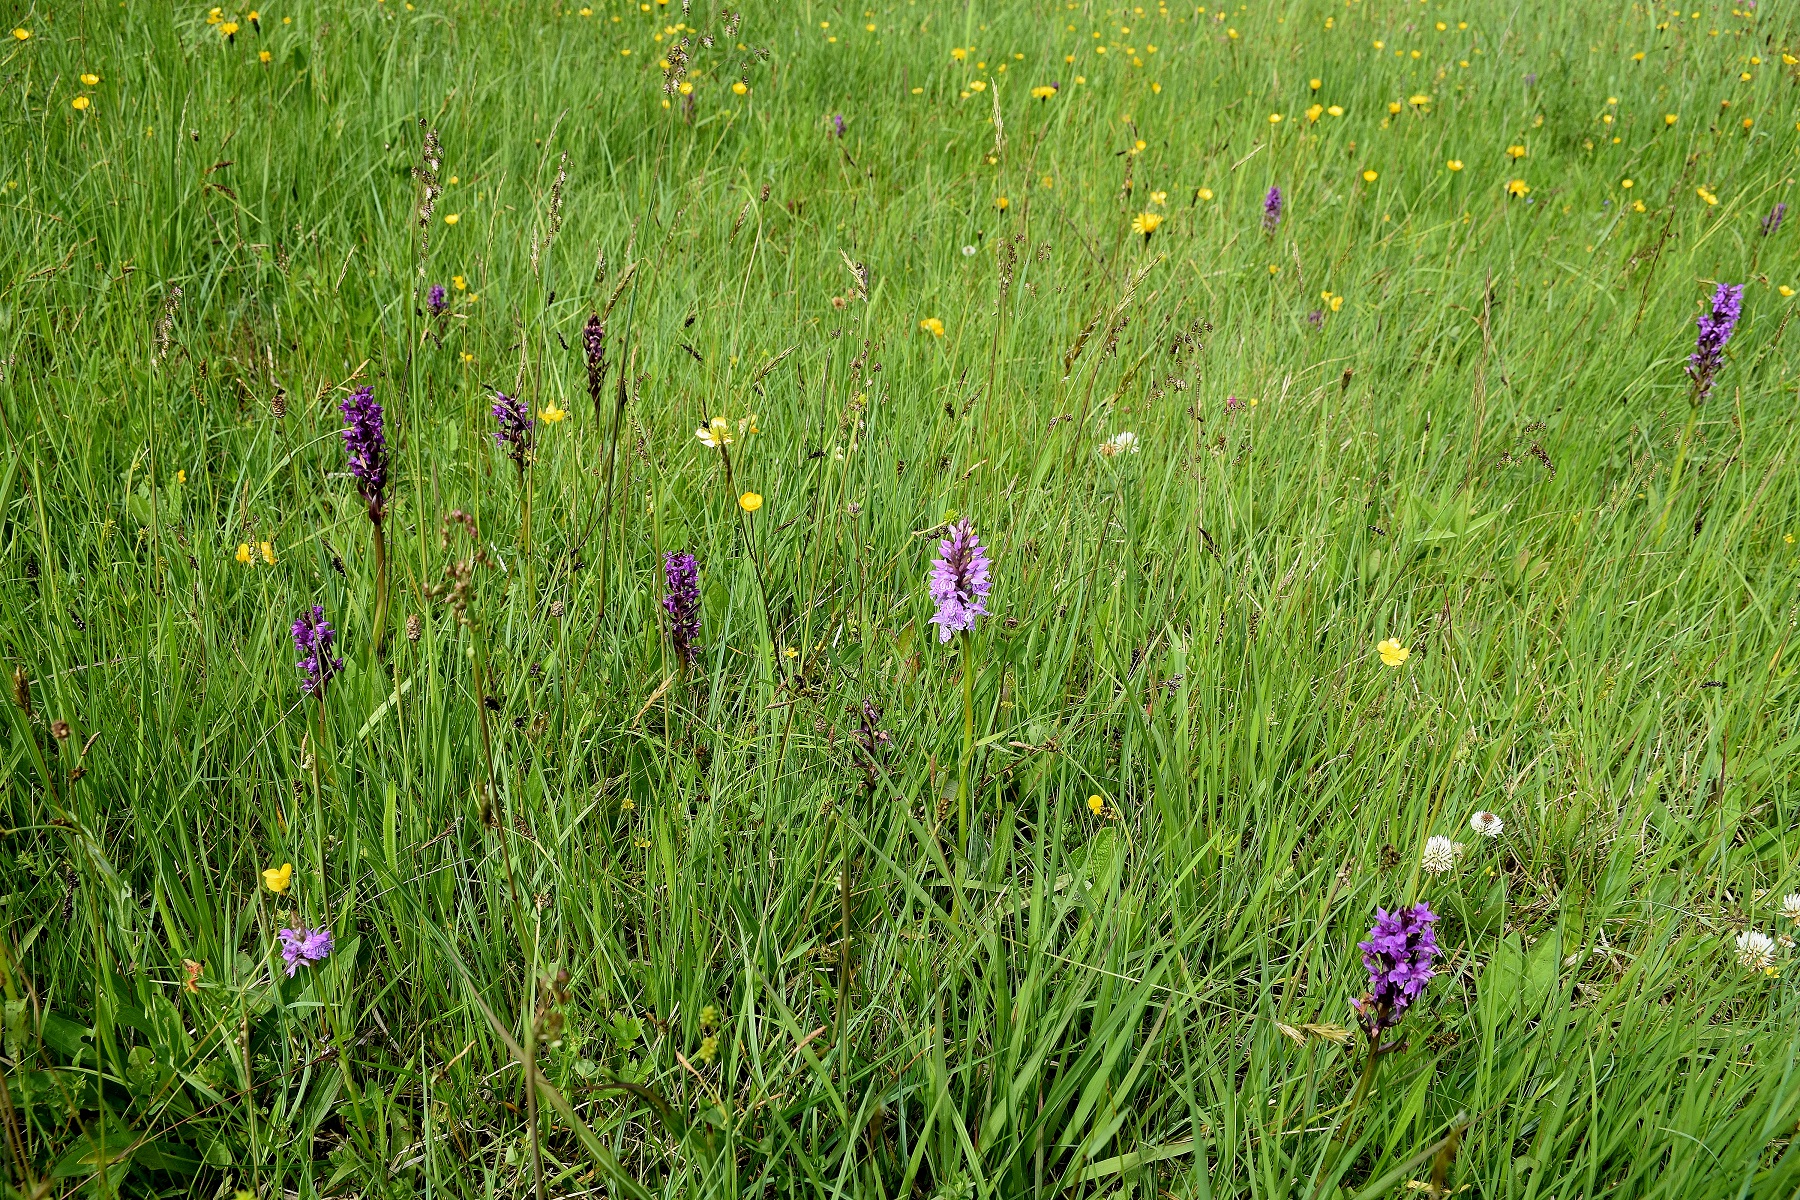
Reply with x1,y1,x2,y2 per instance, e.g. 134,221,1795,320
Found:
236,540,277,566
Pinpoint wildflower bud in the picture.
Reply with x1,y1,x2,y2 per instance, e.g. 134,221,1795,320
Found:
549,599,566,619
50,719,70,741
11,666,30,716
270,389,287,419
406,613,423,642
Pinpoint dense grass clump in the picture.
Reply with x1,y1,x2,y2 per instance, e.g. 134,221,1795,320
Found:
2,0,1799,1195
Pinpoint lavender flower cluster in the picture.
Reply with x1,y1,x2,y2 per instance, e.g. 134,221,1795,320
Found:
927,519,992,642
292,605,343,696
1687,282,1743,403
1263,185,1283,232
663,552,701,665
1352,902,1440,1038
277,925,333,976
492,391,534,467
340,386,388,523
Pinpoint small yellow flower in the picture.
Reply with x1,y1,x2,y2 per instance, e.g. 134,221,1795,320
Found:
1031,85,1056,100
1268,112,1282,124
259,541,276,564
221,21,239,35
678,80,693,95
1226,27,1238,39
236,543,254,565
1696,186,1718,205
461,351,474,363
1408,93,1431,108
1620,179,1633,189
1196,187,1214,201
951,47,967,60
781,645,797,657
1507,178,1530,197
11,27,30,40
1268,264,1280,276
1308,77,1321,91
920,317,945,337
539,403,566,423
452,275,466,290
1446,159,1463,171
1327,104,1343,117
1131,211,1163,237
1506,144,1526,159
1377,637,1410,667
1087,794,1105,815
968,79,986,92
80,72,99,85
1664,113,1678,125
246,9,259,20
443,213,460,225
258,49,271,62
1387,101,1402,114
732,81,747,95
1632,200,1646,212
1149,190,1167,207
994,195,1009,210
1040,175,1054,188
71,96,90,110
1740,118,1752,131
1780,286,1796,298
1305,103,1323,122
1372,39,1383,49
696,417,733,447
1362,169,1378,182
1328,293,1344,311
740,492,764,513
263,863,293,893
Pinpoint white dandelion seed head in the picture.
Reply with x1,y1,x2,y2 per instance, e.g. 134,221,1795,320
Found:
1470,810,1504,838
1736,929,1777,972
1421,835,1465,875
961,244,977,257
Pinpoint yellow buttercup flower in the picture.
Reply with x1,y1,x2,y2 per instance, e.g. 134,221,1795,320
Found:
11,28,30,40
1387,101,1402,114
1087,794,1105,815
1309,77,1321,91
732,81,747,95
968,79,987,92
263,863,293,894
1362,169,1378,182
236,543,254,565
259,541,276,564
1506,144,1526,159
1664,113,1678,125
80,72,99,85
1447,159,1464,171
443,213,460,225
71,96,90,111
696,417,733,447
920,317,945,337
539,403,566,423
1196,187,1214,201
1149,190,1167,207
1696,186,1717,205
1620,179,1633,189
177,470,187,484
739,492,763,512
1377,638,1410,667
1780,286,1796,298
1327,105,1343,117
258,49,271,62
1132,211,1163,238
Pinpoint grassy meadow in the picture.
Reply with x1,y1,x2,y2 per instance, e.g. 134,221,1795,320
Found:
4,0,1800,1194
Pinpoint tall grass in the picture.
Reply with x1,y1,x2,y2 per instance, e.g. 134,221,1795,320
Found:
2,0,1799,1195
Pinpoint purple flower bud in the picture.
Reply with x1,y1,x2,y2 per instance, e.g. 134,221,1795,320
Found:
427,284,447,317
1762,202,1786,237
1263,185,1283,232
291,605,343,696
832,113,846,138
1687,282,1743,403
927,519,992,642
340,386,388,524
277,925,334,976
1352,903,1440,1038
663,552,701,665
491,391,533,466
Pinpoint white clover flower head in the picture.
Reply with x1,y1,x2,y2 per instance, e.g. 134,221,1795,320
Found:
1782,893,1800,924
1421,835,1465,875
1736,929,1777,972
1469,810,1503,838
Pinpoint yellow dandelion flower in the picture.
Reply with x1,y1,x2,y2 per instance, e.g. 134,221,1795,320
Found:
1507,178,1530,197
221,21,239,34
1408,93,1431,107
1506,144,1526,159
258,49,271,61
1132,211,1163,238
994,195,1009,210
1696,187,1718,205
1387,101,1402,114
1377,637,1410,667
1664,113,1678,125
951,47,966,60
920,317,945,337
739,492,763,512
263,863,293,894
1031,84,1056,100
1309,77,1321,90
1306,103,1323,121
1362,169,1378,182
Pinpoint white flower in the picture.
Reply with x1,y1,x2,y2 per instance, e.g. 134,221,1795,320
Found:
1469,810,1503,838
695,417,733,448
1736,929,1777,972
1420,835,1465,875
961,244,977,257
1782,893,1800,924
1098,431,1141,458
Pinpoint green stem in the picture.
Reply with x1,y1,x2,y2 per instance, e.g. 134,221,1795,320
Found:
1656,407,1700,535
957,627,974,855
371,519,389,657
